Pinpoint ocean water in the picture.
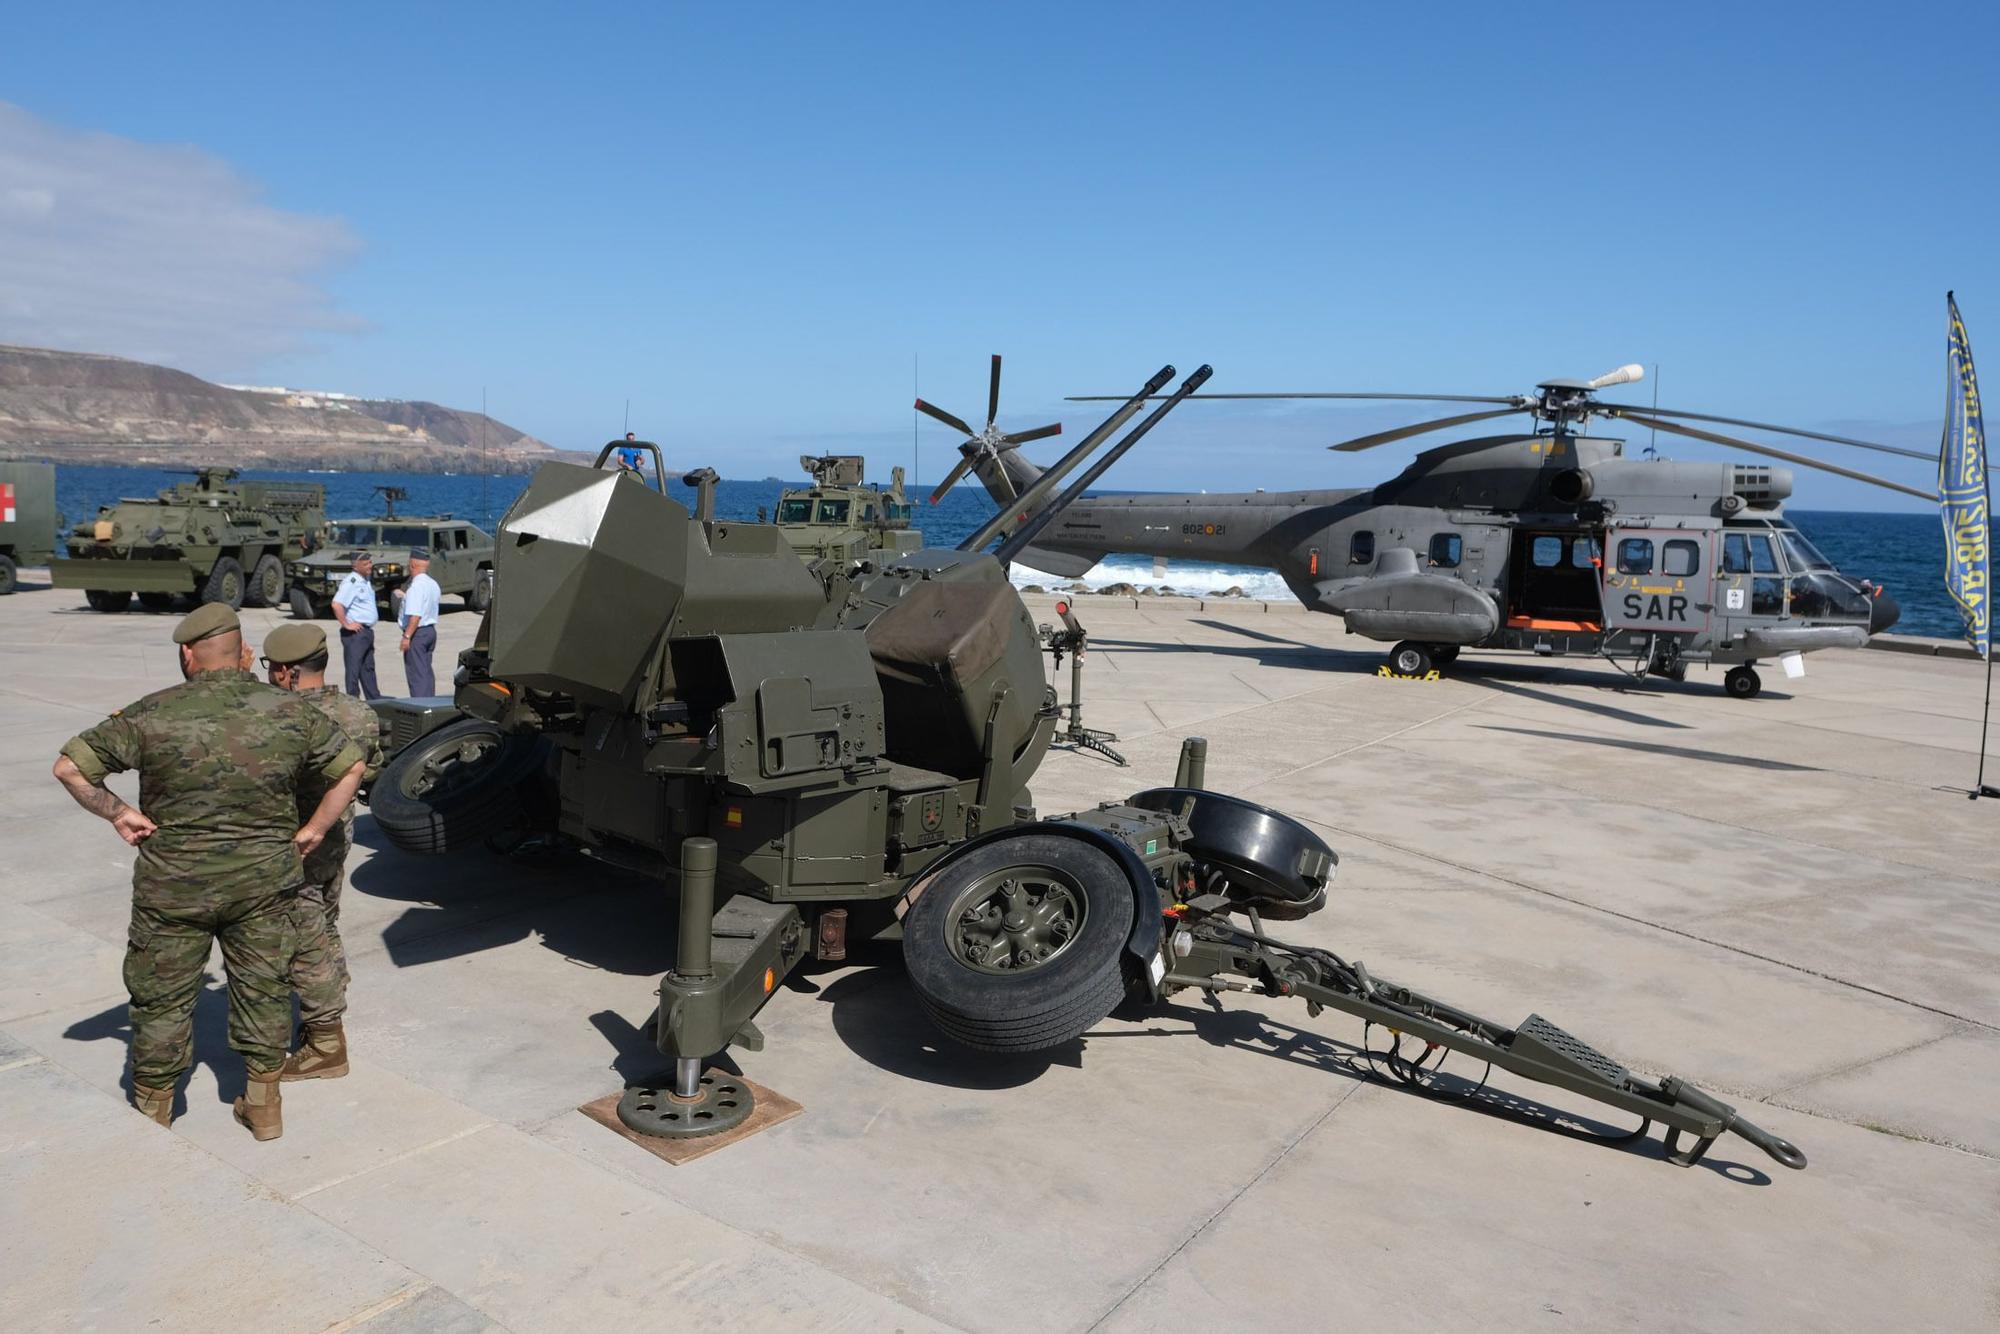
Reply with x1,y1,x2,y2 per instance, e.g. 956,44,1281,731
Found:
40,465,1984,640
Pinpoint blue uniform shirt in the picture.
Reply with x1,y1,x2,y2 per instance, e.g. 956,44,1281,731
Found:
332,571,379,626
401,573,441,629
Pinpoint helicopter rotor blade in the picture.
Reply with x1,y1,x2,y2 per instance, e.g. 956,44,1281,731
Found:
1001,422,1062,446
1603,405,1937,463
915,399,975,437
1617,412,1934,502
1067,391,1518,404
987,355,1002,430
927,454,977,505
1328,407,1526,453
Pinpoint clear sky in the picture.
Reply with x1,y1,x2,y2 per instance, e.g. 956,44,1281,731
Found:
4,2,1996,508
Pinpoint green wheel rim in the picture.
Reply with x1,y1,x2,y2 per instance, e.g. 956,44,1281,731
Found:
944,863,1088,975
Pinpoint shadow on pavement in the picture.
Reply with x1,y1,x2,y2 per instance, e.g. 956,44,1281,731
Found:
817,966,1078,1090
63,976,254,1107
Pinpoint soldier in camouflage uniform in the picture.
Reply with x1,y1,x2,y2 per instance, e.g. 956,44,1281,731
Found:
52,603,365,1140
261,622,384,1080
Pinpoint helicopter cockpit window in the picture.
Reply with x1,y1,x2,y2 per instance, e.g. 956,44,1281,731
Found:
1723,532,1780,574
816,499,851,524
1428,533,1462,568
1616,538,1654,574
1531,536,1563,567
776,499,814,523
1350,531,1375,564
1662,539,1700,578
1778,528,1835,572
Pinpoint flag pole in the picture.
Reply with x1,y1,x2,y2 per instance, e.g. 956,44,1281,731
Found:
1947,291,1999,799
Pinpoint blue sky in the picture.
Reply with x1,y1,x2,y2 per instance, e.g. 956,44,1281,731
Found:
4,2,1996,508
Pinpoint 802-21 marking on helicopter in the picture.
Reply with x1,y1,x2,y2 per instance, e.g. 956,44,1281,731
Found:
1182,522,1226,537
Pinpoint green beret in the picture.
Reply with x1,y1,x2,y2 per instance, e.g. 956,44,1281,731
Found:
172,602,241,644
263,622,328,665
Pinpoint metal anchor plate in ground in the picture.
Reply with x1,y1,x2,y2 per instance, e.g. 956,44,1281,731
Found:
618,1071,755,1138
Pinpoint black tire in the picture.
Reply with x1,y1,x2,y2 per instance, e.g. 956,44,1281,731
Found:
1389,641,1433,676
85,589,132,613
370,718,548,855
1430,644,1461,664
1724,665,1762,700
287,588,318,619
0,554,15,596
247,555,285,608
137,592,176,611
902,832,1136,1053
1126,787,1334,920
201,556,245,609
468,569,494,613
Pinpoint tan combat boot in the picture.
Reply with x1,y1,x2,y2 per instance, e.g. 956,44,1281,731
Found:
233,1069,283,1141
131,1082,175,1128
281,1021,349,1081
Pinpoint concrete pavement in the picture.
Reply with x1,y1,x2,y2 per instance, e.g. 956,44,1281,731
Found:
2,571,1996,1332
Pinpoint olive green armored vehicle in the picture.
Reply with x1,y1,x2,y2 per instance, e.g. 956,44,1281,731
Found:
287,487,495,619
367,382,1806,1175
52,467,327,612
772,454,922,563
0,462,59,595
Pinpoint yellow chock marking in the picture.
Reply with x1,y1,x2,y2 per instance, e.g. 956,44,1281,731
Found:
1377,666,1442,681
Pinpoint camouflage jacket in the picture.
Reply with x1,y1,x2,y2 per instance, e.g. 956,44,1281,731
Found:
61,668,363,906
297,683,386,880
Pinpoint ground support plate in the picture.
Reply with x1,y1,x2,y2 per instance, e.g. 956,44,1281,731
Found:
578,1072,803,1165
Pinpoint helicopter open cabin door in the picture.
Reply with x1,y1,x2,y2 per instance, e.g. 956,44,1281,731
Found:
1601,529,1712,634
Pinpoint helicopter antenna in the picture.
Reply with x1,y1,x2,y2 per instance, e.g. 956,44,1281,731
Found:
1645,364,1660,460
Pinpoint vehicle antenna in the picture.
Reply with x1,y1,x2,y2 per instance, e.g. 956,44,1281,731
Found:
481,386,490,523
624,397,630,434
912,352,920,488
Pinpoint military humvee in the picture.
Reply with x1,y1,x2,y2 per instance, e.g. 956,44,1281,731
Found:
287,493,495,619
52,467,328,612
772,454,923,563
0,462,59,596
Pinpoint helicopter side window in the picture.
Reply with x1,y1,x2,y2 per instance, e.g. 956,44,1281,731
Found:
1572,536,1601,568
1428,532,1462,569
816,499,851,524
1616,538,1653,574
1350,531,1375,564
1723,532,1780,575
1661,540,1699,578
1531,536,1563,567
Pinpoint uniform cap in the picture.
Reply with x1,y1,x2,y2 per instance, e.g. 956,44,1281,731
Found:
263,622,328,665
172,602,241,644
408,547,431,561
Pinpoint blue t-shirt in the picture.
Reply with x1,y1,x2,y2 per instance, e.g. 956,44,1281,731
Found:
618,447,642,470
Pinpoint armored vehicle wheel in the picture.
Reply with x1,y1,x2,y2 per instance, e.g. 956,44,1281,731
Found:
468,569,494,613
1724,665,1762,700
372,718,548,854
137,592,176,611
1389,641,1433,677
201,556,245,609
0,554,14,596
902,832,1136,1053
1127,788,1335,920
247,555,286,608
1431,644,1461,664
85,589,132,613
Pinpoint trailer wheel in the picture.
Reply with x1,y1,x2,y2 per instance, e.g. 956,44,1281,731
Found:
371,718,547,855
903,833,1135,1053
201,557,245,609
247,555,286,608
85,589,132,613
0,555,14,596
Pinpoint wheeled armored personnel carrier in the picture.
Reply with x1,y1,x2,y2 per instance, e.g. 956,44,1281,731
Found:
51,467,327,611
287,487,495,619
0,462,59,596
366,380,1806,1173
773,454,922,563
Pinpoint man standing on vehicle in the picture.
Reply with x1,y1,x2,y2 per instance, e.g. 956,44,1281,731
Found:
400,547,442,695
332,551,380,700
262,622,383,1082
50,603,363,1140
617,431,643,471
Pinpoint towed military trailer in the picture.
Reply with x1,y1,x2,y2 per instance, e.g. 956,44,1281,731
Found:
0,462,59,596
369,381,1806,1174
287,494,495,620
52,467,327,612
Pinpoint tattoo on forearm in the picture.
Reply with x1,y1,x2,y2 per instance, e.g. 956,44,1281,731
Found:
60,770,128,822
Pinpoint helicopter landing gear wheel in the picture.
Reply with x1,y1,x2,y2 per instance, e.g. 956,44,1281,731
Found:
1724,665,1762,700
1430,644,1460,665
1388,641,1433,677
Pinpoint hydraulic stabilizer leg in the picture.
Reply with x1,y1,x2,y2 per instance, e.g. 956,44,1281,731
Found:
1161,911,1807,1172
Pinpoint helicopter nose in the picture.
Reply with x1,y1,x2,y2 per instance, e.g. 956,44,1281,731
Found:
1868,585,1901,634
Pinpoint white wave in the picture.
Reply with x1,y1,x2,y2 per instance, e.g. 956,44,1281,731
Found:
1009,554,1294,601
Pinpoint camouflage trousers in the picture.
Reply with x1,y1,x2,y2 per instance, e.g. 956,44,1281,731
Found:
125,888,303,1087
289,858,350,1028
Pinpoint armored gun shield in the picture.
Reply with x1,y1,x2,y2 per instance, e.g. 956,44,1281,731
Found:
491,465,689,708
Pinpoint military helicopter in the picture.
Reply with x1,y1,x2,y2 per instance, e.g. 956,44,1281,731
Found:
925,359,1919,698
